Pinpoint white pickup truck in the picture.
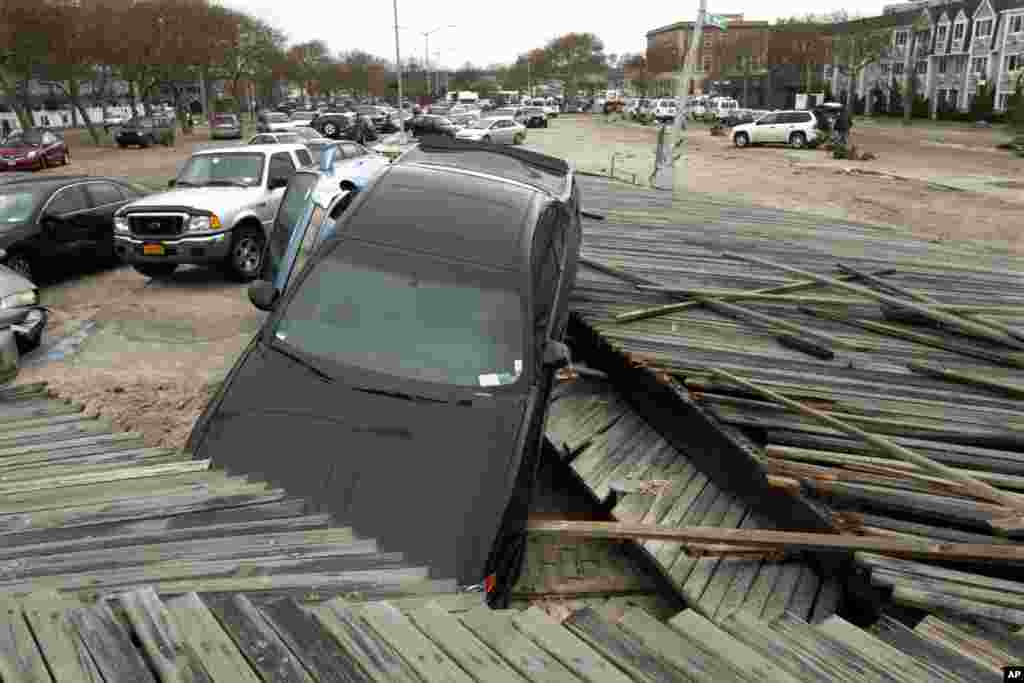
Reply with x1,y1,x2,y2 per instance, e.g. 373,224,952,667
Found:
113,144,313,281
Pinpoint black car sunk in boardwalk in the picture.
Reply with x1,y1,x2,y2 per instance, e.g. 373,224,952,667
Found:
188,138,583,606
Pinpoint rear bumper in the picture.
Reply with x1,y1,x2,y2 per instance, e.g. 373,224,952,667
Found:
0,306,47,352
211,129,242,139
114,231,233,266
0,157,40,170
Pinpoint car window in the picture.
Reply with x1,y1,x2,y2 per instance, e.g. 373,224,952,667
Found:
273,240,525,387
757,113,778,125
85,182,124,206
796,112,812,122
295,148,313,167
269,152,296,182
46,185,89,215
178,153,265,187
266,172,320,284
251,135,269,144
0,190,41,224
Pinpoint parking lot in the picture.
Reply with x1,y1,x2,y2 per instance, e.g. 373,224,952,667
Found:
14,113,1024,450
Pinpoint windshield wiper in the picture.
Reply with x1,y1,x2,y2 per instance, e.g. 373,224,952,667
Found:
175,180,197,187
267,339,333,384
351,386,448,404
205,180,249,187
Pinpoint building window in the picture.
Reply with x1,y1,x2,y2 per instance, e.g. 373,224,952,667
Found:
953,22,965,39
1008,54,1020,71
895,30,909,46
936,25,948,41
972,56,987,73
1012,15,1023,33
893,62,905,74
702,56,712,72
975,19,992,37
999,93,1009,110
881,63,891,74
916,61,927,74
938,57,947,73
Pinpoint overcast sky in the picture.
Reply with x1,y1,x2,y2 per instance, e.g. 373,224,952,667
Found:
225,0,895,69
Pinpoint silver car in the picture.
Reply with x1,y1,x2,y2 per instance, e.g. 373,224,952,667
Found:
210,113,242,140
454,116,526,145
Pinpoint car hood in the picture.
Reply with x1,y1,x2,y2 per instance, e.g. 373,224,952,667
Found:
0,263,34,294
455,128,487,136
190,340,529,584
119,187,266,216
0,144,37,156
732,122,755,133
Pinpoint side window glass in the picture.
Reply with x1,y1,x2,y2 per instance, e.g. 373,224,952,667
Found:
46,186,89,215
531,207,563,340
295,149,313,167
86,182,124,206
292,205,325,283
269,152,296,181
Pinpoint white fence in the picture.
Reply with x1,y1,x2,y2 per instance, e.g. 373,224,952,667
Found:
0,105,148,133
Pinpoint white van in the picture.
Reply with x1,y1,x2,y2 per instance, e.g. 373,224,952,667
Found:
711,97,740,119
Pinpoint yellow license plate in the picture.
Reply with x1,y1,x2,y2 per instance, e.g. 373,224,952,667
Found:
142,244,165,256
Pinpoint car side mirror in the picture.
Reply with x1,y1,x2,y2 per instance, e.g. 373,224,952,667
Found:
542,339,572,369
268,177,289,190
248,280,278,311
167,179,176,188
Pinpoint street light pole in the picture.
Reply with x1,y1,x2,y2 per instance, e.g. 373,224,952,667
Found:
425,34,430,98
393,0,405,143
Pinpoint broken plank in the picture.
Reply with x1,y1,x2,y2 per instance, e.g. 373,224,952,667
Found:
163,593,261,683
915,615,1014,673
563,607,688,682
869,615,1001,683
0,459,210,495
68,600,158,683
809,577,841,625
259,598,368,683
206,593,315,683
0,599,53,683
460,606,582,683
311,599,421,683
894,586,1024,627
510,606,631,683
407,601,528,683
116,586,212,683
22,596,103,683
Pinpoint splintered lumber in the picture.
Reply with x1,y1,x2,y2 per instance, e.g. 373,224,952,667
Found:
710,368,1024,527
525,519,1024,563
895,586,1024,627
906,362,1024,399
722,251,1024,350
115,587,211,683
696,296,861,352
612,268,897,324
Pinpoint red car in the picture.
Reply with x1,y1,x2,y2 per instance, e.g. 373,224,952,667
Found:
0,128,71,172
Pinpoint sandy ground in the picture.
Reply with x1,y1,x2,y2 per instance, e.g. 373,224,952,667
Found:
16,115,1024,451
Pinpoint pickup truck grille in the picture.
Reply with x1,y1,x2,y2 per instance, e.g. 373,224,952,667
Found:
129,214,185,237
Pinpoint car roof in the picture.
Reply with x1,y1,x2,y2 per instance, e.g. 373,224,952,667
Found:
199,144,306,155
0,174,121,190
339,162,539,272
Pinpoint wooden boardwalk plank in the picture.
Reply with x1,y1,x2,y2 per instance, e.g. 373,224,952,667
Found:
759,561,804,622
206,593,315,683
311,599,421,683
0,459,210,496
460,606,582,683
260,598,369,683
682,501,749,612
869,615,1001,683
915,615,1016,673
783,564,821,622
511,606,632,683
408,601,528,683
809,577,841,625
667,610,801,683
564,607,689,682
611,460,694,525
0,599,53,683
641,472,710,561
769,612,904,682
117,587,212,683
736,560,782,619
164,592,262,683
22,596,104,682
615,607,749,682
355,601,474,683
719,611,845,682
68,600,158,683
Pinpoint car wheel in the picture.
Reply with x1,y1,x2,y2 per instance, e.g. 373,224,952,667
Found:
323,122,338,137
482,135,491,143
513,133,524,145
117,142,127,148
134,263,177,278
225,226,265,282
5,252,34,281
734,132,750,148
789,132,807,149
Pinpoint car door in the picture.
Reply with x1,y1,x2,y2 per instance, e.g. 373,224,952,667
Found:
41,132,61,163
752,113,780,143
263,152,297,229
82,181,128,252
40,184,92,256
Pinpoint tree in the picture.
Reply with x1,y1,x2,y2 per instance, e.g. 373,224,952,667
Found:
451,62,482,91
827,11,891,110
769,16,832,94
209,9,285,118
622,54,650,95
0,0,58,128
543,33,607,98
288,40,330,97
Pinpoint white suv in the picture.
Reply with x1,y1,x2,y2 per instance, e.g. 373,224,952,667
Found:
654,101,678,123
731,110,821,149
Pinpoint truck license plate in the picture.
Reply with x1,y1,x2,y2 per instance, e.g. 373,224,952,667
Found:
142,244,165,256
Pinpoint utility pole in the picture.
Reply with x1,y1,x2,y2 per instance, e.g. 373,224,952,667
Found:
393,0,405,143
424,35,431,99
652,0,707,190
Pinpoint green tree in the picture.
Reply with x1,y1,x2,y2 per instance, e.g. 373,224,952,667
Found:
770,16,832,93
287,40,330,97
542,32,607,98
0,0,56,128
827,11,891,110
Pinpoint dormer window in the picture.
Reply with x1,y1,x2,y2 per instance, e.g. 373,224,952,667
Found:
1010,15,1023,33
936,25,947,41
895,30,909,46
953,22,965,39
975,19,992,37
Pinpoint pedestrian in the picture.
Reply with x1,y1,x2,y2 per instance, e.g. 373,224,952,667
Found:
1,119,9,140
834,106,851,146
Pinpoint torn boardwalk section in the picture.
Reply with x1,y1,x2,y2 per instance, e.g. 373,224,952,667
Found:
563,175,1024,635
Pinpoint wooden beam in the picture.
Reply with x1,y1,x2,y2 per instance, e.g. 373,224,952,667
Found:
525,519,1024,563
723,252,1024,350
906,362,1024,399
710,368,1024,525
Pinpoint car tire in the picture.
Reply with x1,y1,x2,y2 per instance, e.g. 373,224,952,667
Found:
734,132,750,148
323,122,338,138
37,155,47,172
5,252,35,282
482,135,491,143
134,263,177,279
117,142,127,148
789,132,807,149
225,226,265,282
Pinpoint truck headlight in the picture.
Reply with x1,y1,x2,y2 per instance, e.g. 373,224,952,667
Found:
114,216,130,234
0,290,37,309
188,214,222,232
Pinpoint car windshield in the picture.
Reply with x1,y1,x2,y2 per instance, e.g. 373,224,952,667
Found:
467,119,493,129
292,127,320,140
273,240,525,387
6,130,43,145
0,190,40,224
266,113,289,123
177,152,264,187
291,112,315,121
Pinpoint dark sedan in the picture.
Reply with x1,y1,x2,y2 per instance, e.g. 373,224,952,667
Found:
187,139,581,607
354,105,398,133
0,175,146,283
404,115,457,139
521,107,548,128
0,129,71,171
115,116,174,148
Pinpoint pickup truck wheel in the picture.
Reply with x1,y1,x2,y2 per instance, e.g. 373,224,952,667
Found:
322,122,338,137
226,226,265,282
5,252,34,282
789,132,807,149
734,132,750,148
133,263,177,278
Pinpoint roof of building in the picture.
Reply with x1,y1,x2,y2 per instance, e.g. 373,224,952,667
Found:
647,16,770,37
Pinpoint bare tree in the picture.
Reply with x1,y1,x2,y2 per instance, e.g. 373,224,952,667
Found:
827,11,891,109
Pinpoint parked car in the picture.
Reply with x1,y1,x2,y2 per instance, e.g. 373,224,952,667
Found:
319,141,390,192
287,111,318,128
654,101,678,123
210,113,242,140
405,115,457,139
289,126,323,143
732,110,822,149
455,117,526,145
115,116,174,148
311,113,356,139
113,144,312,281
521,107,548,128
354,106,398,133
248,132,303,145
0,250,46,354
0,175,145,284
187,137,582,604
0,129,70,171
103,113,128,130
491,107,527,125
257,112,292,133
